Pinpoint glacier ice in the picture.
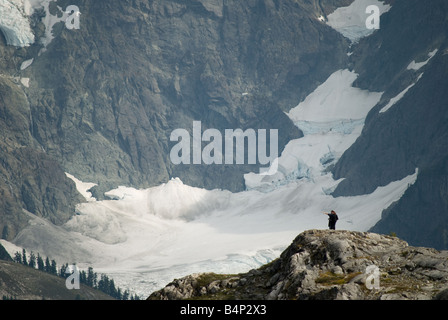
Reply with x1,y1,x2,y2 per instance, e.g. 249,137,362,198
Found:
0,0,71,48
245,69,383,192
2,68,420,298
0,0,34,46
65,172,97,202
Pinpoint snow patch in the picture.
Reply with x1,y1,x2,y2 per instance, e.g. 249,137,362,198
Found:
38,2,66,47
379,49,437,114
380,73,424,113
20,77,30,87
65,172,97,202
20,58,34,70
407,49,438,71
25,0,68,48
326,0,391,42
287,70,382,122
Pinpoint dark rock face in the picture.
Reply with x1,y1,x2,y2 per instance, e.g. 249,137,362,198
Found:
333,0,448,196
0,242,11,261
148,230,448,300
27,0,349,194
371,156,448,250
0,0,350,239
330,0,448,249
0,259,114,300
0,75,84,240
1,0,446,252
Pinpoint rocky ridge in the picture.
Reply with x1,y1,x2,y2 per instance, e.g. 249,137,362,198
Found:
148,230,448,300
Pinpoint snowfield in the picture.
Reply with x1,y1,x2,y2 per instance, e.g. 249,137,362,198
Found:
2,68,418,298
326,0,391,42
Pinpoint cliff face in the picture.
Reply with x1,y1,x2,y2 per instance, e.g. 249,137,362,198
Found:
148,230,448,300
329,0,448,249
25,0,350,194
370,158,448,250
0,74,84,240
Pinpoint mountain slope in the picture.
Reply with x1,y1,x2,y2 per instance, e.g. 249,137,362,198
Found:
330,0,448,249
0,0,353,241
148,230,448,300
0,259,114,300
0,242,11,261
371,156,448,250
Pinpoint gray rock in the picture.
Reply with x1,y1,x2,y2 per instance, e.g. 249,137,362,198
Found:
148,230,448,300
434,288,448,300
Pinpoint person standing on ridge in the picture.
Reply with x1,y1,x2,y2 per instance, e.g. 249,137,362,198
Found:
324,210,338,230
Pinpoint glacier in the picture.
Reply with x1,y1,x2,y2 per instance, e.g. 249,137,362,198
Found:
1,68,419,298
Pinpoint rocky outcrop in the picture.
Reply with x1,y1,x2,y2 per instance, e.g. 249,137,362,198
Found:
148,230,448,300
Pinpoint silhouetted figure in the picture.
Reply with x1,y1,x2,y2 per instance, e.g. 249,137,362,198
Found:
324,210,338,230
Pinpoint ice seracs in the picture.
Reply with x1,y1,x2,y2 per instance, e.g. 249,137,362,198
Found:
245,69,383,191
0,0,34,46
